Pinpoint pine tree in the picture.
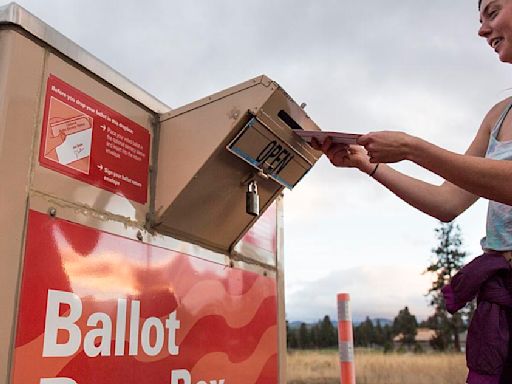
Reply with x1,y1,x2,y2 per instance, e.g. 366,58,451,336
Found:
317,315,337,348
426,221,468,352
382,324,394,353
286,320,298,349
309,323,319,348
392,306,418,347
374,320,385,346
297,322,309,349
361,316,376,347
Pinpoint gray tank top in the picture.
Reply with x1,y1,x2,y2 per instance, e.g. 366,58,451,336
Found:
480,100,512,251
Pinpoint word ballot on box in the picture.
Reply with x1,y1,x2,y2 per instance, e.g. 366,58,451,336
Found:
13,211,278,383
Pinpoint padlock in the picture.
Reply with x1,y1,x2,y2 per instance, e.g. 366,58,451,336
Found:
246,180,260,217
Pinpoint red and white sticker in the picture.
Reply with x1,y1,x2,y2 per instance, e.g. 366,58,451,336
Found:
39,75,150,204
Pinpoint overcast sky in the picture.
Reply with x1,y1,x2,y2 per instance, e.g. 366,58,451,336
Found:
6,0,512,322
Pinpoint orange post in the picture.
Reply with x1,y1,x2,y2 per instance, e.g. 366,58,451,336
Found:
337,293,356,384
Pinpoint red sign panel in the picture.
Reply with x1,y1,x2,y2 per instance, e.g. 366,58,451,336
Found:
241,202,277,255
39,75,150,204
13,210,278,384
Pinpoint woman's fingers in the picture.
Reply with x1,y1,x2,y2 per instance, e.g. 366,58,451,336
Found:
355,131,412,163
321,136,333,153
309,136,361,166
326,144,346,158
310,137,322,150
356,134,372,146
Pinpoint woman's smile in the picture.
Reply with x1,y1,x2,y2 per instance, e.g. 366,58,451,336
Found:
490,36,503,51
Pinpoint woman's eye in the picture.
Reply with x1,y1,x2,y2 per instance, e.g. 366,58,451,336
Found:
489,9,499,19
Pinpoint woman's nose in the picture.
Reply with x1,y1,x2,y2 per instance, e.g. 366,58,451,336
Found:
478,21,491,37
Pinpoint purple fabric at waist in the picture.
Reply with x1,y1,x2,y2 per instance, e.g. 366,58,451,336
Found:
467,370,500,384
441,252,512,384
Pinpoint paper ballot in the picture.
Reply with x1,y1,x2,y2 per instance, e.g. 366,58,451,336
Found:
55,128,93,165
295,131,361,145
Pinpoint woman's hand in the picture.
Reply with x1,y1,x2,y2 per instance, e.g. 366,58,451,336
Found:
357,131,417,163
311,137,374,174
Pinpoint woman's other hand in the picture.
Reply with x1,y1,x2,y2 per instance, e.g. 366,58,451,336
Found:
311,137,374,174
357,131,417,163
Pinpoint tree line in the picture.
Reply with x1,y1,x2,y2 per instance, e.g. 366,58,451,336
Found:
287,222,474,352
287,306,418,352
287,315,338,349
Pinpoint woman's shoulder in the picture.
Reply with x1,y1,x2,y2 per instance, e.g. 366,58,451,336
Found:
481,97,512,130
486,97,512,118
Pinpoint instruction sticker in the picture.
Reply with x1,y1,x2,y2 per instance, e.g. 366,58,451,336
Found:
39,75,150,203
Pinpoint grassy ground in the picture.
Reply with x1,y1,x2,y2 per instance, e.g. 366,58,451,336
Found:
287,349,467,384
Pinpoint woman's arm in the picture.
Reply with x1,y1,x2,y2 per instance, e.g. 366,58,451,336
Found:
408,139,512,205
314,138,481,221
370,165,478,222
358,99,510,205
356,139,484,222
314,100,504,220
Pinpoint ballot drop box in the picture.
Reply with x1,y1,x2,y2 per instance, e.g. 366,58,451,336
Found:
0,3,321,384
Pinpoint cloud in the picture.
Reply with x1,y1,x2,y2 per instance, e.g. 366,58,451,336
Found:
286,264,434,323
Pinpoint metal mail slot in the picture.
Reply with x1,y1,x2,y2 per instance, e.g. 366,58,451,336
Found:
228,117,312,189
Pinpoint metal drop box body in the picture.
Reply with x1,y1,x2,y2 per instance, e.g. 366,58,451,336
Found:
0,3,321,384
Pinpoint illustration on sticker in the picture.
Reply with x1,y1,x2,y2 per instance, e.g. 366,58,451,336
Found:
44,97,93,174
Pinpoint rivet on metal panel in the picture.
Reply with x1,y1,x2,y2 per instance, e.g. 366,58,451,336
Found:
48,207,57,217
229,107,241,120
263,270,268,277
257,170,270,180
136,230,143,241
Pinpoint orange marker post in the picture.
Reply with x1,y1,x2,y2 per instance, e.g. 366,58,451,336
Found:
337,293,356,384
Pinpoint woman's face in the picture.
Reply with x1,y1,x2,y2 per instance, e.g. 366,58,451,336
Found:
479,0,512,63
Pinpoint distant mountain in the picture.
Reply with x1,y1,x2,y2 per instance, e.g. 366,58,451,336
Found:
288,317,393,328
288,321,304,329
375,318,393,326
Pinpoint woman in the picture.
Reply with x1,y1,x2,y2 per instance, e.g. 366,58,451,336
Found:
313,1,512,383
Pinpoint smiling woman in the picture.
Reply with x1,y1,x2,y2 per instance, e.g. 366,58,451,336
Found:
311,0,512,383
479,0,512,63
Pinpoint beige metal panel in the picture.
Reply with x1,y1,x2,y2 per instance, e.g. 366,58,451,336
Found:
30,51,155,227
276,196,287,384
0,29,45,384
156,152,282,253
159,75,273,121
257,88,321,163
157,76,276,208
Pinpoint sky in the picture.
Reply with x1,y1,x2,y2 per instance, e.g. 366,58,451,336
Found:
5,0,512,323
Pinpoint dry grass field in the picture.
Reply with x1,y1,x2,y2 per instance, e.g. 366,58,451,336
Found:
287,349,467,384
